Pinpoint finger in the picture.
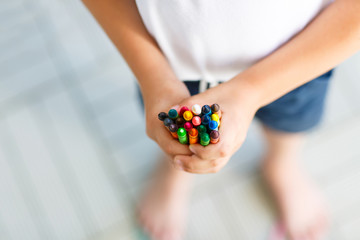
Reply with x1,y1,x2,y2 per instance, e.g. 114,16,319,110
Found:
174,155,215,171
174,155,228,174
189,141,229,160
156,126,192,156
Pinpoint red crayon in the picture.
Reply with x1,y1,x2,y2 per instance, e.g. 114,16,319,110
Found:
184,122,193,132
179,106,190,117
192,116,201,127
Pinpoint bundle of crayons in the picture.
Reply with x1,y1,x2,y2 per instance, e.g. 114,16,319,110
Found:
158,104,221,146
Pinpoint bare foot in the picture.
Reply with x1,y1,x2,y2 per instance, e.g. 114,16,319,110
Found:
263,153,329,240
137,157,192,240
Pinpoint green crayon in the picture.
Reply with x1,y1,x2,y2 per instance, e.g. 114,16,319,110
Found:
197,125,207,135
177,128,188,144
200,133,210,146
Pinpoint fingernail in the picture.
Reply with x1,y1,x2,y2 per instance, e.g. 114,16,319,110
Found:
175,159,183,170
189,145,196,154
170,105,180,111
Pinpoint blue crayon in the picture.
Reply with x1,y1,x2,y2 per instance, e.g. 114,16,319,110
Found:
201,115,211,125
163,118,173,127
201,105,212,116
208,120,219,131
168,109,179,119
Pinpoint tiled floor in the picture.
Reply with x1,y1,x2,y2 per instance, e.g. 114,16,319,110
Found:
1,0,360,240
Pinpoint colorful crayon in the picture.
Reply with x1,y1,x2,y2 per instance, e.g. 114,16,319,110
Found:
177,127,188,144
175,117,185,128
192,116,201,127
189,128,199,144
163,118,173,127
211,103,221,118
208,120,219,131
191,104,202,115
197,125,207,135
201,115,211,126
183,110,193,121
158,112,168,121
184,122,193,132
201,105,212,116
168,109,178,119
210,130,220,144
169,123,179,139
200,133,210,146
179,106,190,116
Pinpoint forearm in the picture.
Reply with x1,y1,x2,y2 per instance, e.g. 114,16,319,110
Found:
82,0,183,103
231,0,360,107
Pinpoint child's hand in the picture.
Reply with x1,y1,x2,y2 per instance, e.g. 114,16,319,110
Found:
143,81,194,162
174,81,260,174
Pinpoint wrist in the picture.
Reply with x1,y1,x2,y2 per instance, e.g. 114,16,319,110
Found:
226,76,264,113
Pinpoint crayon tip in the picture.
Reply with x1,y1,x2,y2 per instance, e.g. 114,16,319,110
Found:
211,113,219,122
158,112,168,121
201,105,211,115
183,111,193,121
191,104,202,115
208,120,218,130
175,117,185,127
169,123,178,132
184,122,193,131
179,106,190,116
177,127,187,137
210,130,219,139
201,115,211,125
168,109,178,119
192,116,201,127
189,128,198,137
163,118,173,127
197,125,207,134
211,103,220,113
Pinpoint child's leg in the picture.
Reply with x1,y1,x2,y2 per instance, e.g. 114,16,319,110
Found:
137,154,192,240
261,125,328,240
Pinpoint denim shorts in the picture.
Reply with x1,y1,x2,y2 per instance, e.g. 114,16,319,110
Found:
138,70,333,133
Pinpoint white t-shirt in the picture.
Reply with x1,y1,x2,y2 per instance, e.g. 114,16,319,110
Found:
135,0,332,86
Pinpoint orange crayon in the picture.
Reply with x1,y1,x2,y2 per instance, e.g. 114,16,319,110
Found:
189,128,199,144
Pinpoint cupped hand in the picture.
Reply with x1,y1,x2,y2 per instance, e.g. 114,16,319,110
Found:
173,80,261,174
143,81,194,163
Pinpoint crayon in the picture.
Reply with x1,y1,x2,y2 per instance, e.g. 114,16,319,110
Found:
192,116,201,127
169,123,179,139
200,133,210,146
163,118,173,127
210,130,220,144
184,122,193,132
211,113,219,123
201,115,211,126
211,113,220,127
183,110,193,121
201,105,212,116
179,106,190,116
158,112,168,121
189,128,199,144
191,104,202,115
177,127,188,144
197,125,207,135
211,103,221,118
208,120,219,131
168,109,178,119
175,117,185,128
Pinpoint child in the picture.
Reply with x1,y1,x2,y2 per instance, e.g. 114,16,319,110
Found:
83,0,360,239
